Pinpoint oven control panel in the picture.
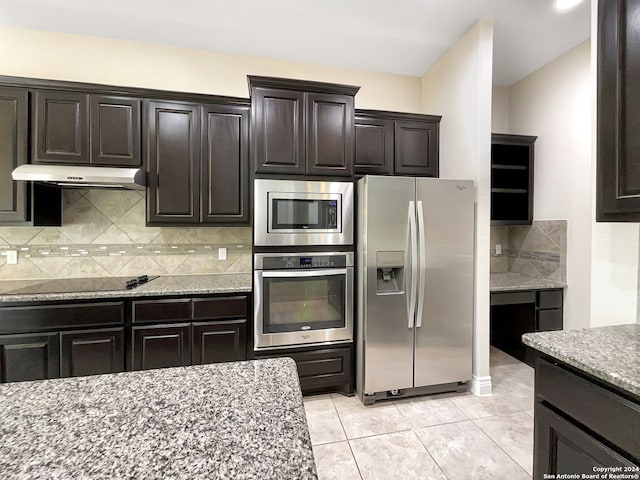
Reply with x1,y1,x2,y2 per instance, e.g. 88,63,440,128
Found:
262,255,348,270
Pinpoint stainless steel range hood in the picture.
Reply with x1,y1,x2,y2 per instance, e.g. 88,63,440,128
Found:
12,164,146,190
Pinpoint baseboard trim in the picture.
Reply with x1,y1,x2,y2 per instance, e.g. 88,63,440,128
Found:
471,374,493,396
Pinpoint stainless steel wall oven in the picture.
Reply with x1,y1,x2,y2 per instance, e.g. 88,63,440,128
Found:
253,252,354,350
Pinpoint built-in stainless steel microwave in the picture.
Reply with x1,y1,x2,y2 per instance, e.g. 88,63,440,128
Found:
254,179,354,246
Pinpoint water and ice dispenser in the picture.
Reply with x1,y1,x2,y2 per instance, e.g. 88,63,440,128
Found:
375,251,405,294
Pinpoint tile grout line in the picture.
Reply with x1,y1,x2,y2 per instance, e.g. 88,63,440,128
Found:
470,417,532,478
329,394,364,480
411,425,454,480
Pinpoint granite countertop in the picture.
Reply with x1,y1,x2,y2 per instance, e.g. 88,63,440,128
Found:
0,357,317,480
490,272,567,292
0,273,252,303
523,323,639,397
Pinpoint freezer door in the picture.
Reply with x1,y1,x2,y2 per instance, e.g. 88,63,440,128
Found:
414,178,474,387
360,176,416,394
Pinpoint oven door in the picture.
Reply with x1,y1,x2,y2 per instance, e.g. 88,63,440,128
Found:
254,267,354,350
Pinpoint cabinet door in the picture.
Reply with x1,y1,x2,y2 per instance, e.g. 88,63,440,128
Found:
354,116,393,175
306,92,354,176
145,101,200,224
201,104,250,224
534,402,636,478
131,323,191,371
0,332,59,383
33,90,89,164
252,87,305,175
91,95,141,166
394,120,438,176
597,0,640,221
0,87,28,223
192,320,246,365
60,328,124,377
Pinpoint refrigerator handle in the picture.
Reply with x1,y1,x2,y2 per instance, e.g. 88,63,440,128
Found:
416,200,426,328
408,201,418,329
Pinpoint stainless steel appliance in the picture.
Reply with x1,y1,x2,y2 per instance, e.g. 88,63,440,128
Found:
254,252,354,350
356,175,474,404
254,179,354,247
12,164,146,190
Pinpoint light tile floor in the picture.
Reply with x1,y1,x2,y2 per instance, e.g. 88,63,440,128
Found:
304,347,534,480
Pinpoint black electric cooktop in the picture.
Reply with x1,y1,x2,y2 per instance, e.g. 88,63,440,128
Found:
6,275,158,295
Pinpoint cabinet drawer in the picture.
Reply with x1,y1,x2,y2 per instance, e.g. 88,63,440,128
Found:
0,302,124,334
132,299,191,323
536,359,640,459
536,289,563,309
536,309,563,331
192,296,247,320
287,347,352,391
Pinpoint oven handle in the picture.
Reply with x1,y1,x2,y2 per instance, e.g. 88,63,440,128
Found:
260,269,349,278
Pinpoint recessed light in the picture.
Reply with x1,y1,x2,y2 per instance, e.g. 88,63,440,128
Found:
554,0,585,11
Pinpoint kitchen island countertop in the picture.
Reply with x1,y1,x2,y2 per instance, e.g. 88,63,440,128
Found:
0,357,316,480
0,273,252,303
523,323,640,397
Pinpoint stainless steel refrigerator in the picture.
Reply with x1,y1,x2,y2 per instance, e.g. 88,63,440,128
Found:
356,175,474,404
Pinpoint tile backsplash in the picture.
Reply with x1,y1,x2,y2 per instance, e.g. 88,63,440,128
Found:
0,190,251,280
490,220,567,282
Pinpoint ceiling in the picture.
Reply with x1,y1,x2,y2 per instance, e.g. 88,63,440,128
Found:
0,0,591,86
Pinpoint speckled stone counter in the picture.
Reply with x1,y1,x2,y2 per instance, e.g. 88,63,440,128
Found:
490,272,567,292
0,273,252,303
523,323,639,397
0,358,317,480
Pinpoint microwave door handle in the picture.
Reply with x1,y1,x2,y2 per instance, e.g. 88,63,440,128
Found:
260,269,349,278
408,201,418,329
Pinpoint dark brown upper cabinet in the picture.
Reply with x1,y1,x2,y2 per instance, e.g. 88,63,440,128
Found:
145,100,250,226
33,90,141,166
597,0,640,221
249,76,359,177
201,104,250,224
354,110,441,177
0,86,29,224
394,120,438,176
306,92,355,176
251,87,305,175
491,133,536,225
33,90,89,164
354,116,393,175
146,100,201,224
90,95,140,166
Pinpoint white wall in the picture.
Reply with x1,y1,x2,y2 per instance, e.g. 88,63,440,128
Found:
509,41,593,330
0,26,422,112
491,86,510,133
421,19,494,395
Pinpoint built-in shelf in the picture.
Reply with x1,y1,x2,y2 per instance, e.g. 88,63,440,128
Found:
491,188,528,194
491,133,537,225
491,164,528,170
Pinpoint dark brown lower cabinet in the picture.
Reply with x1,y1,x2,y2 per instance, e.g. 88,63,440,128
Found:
132,323,191,371
255,344,353,395
60,328,124,377
0,332,59,383
535,402,636,475
192,320,246,365
533,358,640,477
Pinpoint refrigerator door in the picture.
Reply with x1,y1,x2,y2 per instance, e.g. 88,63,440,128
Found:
359,175,416,394
414,178,474,387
